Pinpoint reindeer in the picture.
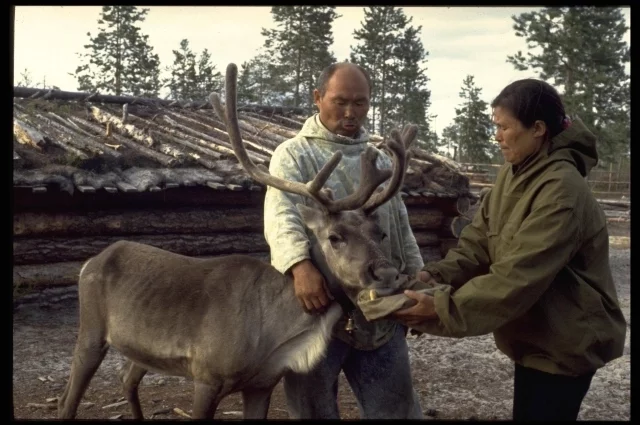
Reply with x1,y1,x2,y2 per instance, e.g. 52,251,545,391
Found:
57,63,418,420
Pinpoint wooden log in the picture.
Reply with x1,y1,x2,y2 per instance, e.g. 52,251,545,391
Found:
203,113,280,151
67,116,178,167
48,111,95,138
406,195,471,215
12,86,308,115
115,181,139,193
410,149,462,173
77,185,96,193
148,130,220,163
440,238,459,257
14,185,266,211
13,251,273,290
28,111,107,156
14,111,90,160
13,260,84,289
128,113,223,161
13,233,270,264
189,110,277,157
236,116,286,147
15,112,90,159
154,141,187,161
406,207,444,230
470,182,494,189
13,117,47,150
90,105,155,146
419,246,442,263
45,112,123,158
239,114,296,141
161,114,264,162
412,231,440,247
243,111,302,132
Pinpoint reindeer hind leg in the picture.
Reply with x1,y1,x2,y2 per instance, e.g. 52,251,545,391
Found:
119,359,148,419
57,329,109,418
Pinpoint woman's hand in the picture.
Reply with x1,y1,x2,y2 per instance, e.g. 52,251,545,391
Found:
392,289,438,327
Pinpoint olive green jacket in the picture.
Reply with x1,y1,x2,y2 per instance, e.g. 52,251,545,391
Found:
418,117,627,376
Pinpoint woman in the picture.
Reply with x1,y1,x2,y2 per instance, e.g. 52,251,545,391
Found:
393,79,627,421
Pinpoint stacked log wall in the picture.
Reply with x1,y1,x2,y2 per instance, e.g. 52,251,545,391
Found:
13,190,473,291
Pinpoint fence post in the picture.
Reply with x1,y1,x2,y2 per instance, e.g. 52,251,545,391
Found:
607,163,613,194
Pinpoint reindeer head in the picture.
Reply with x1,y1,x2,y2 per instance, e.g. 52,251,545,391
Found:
210,63,417,294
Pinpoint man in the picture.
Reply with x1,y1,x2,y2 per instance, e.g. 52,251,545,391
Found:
264,62,425,419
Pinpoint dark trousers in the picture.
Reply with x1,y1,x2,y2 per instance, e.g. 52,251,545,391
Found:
282,325,423,419
513,363,595,421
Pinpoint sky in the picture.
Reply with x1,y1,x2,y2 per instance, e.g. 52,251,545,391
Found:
13,6,631,140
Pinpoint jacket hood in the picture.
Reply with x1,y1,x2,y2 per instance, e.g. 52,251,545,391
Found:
299,114,370,146
547,116,599,177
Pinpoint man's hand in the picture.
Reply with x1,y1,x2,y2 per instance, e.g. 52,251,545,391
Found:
392,290,438,327
291,259,334,314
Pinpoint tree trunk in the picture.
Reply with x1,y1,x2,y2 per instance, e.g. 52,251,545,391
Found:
14,207,265,237
13,233,270,265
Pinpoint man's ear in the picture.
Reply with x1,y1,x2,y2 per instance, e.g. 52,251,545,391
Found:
313,89,322,108
296,203,326,232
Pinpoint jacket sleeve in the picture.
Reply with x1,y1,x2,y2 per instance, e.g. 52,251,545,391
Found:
395,195,424,275
263,145,312,275
416,184,581,338
422,189,492,288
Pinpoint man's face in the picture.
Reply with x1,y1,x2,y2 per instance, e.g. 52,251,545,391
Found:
314,66,370,138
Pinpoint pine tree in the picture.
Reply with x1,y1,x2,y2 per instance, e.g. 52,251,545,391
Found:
350,7,410,136
70,6,161,97
451,76,497,164
388,24,437,151
441,123,461,161
237,53,280,105
165,39,221,102
126,33,161,97
261,6,339,111
507,6,630,163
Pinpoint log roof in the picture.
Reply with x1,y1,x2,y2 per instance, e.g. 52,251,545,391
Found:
13,87,471,200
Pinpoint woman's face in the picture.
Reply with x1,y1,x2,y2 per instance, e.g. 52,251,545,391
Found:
492,106,546,165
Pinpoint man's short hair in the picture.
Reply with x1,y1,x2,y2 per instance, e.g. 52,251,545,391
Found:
316,62,372,97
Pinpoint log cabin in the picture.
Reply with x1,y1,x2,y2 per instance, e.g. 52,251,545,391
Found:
12,87,475,303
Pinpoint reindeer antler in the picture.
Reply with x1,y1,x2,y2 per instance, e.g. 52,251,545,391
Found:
362,124,417,215
210,63,413,214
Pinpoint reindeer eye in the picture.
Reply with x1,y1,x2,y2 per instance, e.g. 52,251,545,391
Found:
328,234,342,245
381,232,388,240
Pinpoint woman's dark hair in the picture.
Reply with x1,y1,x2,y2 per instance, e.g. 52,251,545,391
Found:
491,79,566,139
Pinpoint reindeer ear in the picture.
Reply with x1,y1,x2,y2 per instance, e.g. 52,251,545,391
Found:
296,203,326,232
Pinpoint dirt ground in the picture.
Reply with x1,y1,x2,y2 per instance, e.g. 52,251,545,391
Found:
12,221,630,420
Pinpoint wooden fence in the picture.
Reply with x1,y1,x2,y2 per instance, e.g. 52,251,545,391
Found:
459,161,630,200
